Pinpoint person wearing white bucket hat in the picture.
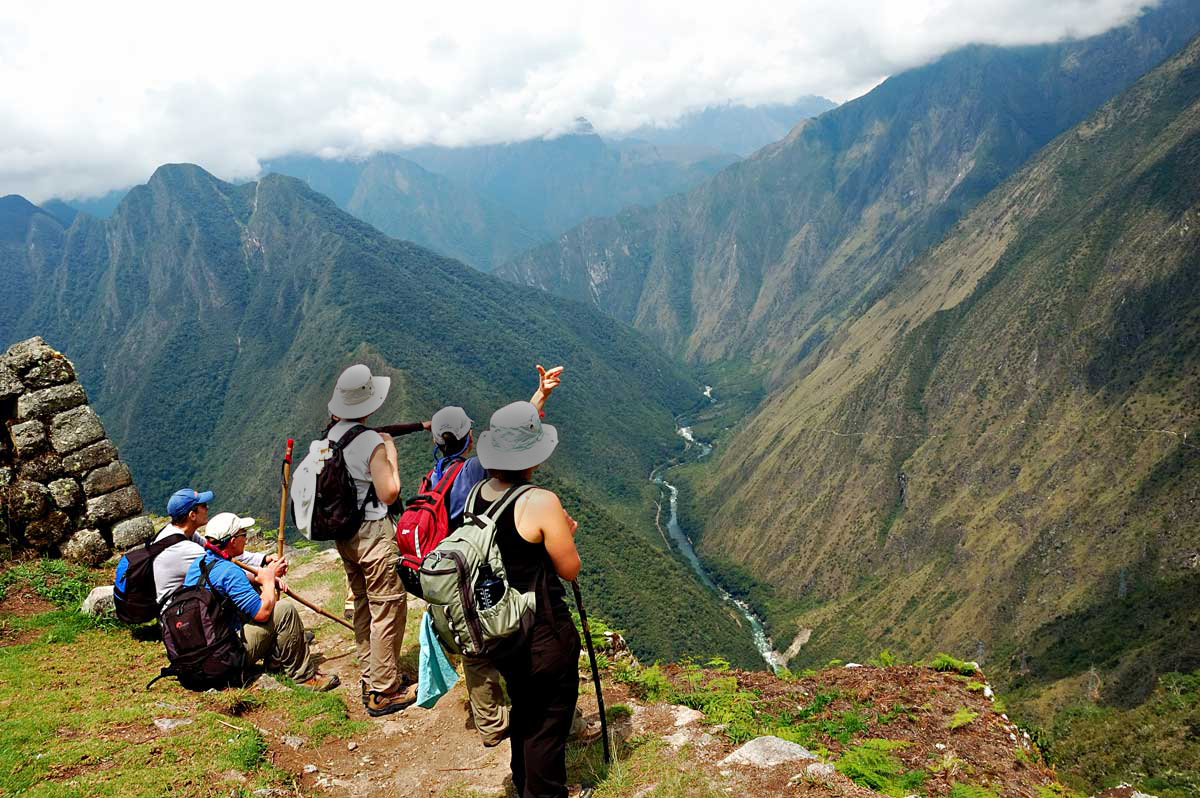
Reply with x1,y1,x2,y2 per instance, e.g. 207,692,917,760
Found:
325,363,416,716
416,365,563,747
472,400,581,798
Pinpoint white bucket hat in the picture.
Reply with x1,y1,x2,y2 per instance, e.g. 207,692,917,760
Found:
476,401,558,471
205,512,255,543
431,406,473,443
328,364,390,419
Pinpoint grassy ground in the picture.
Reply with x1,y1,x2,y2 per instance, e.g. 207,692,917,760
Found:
0,558,363,798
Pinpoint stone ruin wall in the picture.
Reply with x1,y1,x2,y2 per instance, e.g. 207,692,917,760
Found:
0,337,154,565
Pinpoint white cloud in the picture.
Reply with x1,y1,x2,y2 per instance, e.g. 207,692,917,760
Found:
0,0,1156,201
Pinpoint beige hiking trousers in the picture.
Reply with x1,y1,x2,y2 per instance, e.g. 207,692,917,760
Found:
337,518,408,694
463,655,510,745
242,599,316,682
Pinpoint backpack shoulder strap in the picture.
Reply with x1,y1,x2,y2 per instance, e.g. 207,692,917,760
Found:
333,423,373,452
431,460,467,497
146,532,187,556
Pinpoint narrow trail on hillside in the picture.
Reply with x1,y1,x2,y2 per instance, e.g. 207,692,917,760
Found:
650,388,781,672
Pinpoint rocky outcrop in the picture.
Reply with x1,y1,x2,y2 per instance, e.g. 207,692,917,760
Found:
0,337,153,563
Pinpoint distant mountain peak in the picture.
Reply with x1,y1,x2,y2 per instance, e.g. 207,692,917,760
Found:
569,116,595,135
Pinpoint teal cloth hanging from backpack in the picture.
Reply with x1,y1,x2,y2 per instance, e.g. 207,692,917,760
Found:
417,611,459,708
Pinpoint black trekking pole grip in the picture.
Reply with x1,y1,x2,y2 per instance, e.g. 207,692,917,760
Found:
571,579,611,764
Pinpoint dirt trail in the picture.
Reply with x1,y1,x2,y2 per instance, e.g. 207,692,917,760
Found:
267,546,516,797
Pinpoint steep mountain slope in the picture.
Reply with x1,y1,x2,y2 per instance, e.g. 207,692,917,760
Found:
263,154,543,271
613,96,838,160
692,32,1200,708
499,0,1200,367
0,165,761,666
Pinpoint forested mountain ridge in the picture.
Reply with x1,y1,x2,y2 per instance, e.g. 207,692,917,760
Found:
691,30,1200,712
261,153,543,272
0,164,762,666
498,0,1200,369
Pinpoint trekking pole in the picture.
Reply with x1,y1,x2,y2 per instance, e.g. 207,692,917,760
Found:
231,559,354,631
570,579,611,764
277,439,294,561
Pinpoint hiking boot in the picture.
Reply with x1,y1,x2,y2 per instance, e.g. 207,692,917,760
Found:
299,672,340,692
361,674,415,708
366,683,418,717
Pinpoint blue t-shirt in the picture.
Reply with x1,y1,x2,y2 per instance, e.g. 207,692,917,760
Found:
438,455,488,525
183,551,262,636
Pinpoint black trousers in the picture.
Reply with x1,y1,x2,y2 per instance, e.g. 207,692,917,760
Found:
498,612,581,798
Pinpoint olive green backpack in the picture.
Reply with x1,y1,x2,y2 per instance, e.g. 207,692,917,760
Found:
419,482,537,658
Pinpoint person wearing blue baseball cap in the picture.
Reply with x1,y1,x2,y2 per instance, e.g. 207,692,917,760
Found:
151,487,285,606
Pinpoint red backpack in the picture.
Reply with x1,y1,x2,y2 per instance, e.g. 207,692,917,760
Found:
395,460,467,576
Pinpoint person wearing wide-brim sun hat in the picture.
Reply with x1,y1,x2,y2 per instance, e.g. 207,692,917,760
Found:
472,400,582,798
325,364,417,716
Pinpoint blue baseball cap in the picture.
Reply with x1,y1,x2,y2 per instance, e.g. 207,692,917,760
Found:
167,488,214,518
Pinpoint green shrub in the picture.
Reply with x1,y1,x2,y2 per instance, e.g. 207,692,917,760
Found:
950,784,999,798
870,649,899,667
929,653,980,675
949,707,980,730
836,740,924,796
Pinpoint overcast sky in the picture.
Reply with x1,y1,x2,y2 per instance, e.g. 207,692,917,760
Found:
0,0,1157,202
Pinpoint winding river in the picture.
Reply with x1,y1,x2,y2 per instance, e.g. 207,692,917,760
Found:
651,389,781,672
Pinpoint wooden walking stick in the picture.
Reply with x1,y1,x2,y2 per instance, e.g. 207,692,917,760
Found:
232,559,354,632
571,579,611,764
277,439,294,561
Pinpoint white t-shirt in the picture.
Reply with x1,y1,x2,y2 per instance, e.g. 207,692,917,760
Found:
329,421,388,521
152,524,267,604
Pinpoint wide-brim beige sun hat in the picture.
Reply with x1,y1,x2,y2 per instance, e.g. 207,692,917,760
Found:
476,401,558,471
328,364,391,419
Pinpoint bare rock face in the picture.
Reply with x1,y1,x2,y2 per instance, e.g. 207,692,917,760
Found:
62,440,119,476
16,382,86,421
50,406,105,453
1,338,145,563
26,511,73,547
112,515,155,550
83,462,133,497
9,420,47,458
86,486,143,525
62,527,110,565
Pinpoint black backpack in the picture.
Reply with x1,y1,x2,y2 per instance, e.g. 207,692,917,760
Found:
149,558,246,691
291,424,379,541
113,531,186,624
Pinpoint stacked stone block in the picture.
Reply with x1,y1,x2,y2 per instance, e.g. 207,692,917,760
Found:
0,337,154,565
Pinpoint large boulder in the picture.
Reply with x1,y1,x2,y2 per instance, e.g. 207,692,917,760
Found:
48,478,83,510
22,357,75,389
86,486,143,525
719,736,815,768
17,451,64,483
112,515,155,549
16,382,86,421
81,585,115,616
3,337,56,374
49,405,104,453
83,461,132,497
25,510,73,547
0,363,22,402
2,480,49,522
9,420,47,458
62,440,118,476
62,527,109,565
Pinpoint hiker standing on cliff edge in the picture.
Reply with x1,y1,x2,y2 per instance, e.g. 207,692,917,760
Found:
422,364,564,746
326,364,416,716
